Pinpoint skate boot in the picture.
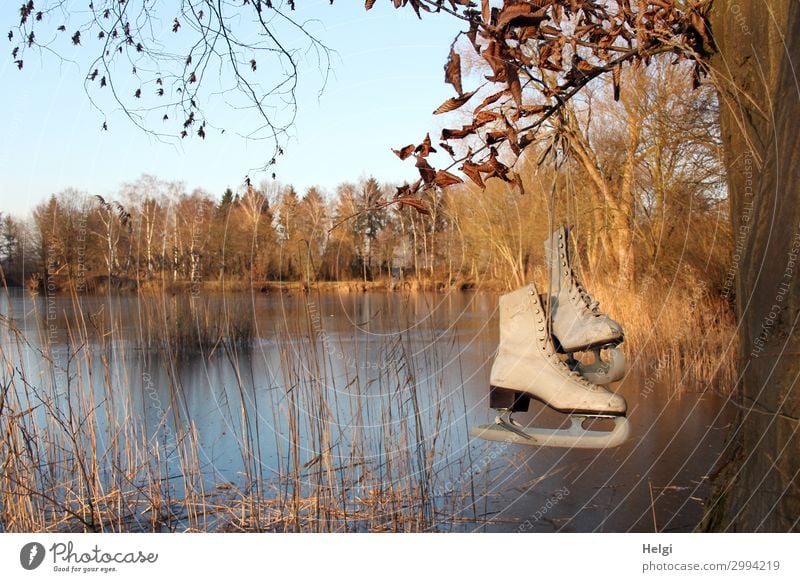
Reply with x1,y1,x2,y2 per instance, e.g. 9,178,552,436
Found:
470,283,629,449
544,226,626,385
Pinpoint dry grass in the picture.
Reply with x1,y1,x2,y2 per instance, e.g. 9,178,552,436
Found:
586,274,738,394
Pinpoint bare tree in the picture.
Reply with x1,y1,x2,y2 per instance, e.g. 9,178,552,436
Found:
296,187,329,282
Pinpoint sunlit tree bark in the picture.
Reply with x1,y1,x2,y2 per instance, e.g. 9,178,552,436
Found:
702,0,800,532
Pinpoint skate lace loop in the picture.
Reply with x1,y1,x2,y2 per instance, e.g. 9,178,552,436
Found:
571,273,601,316
548,354,594,387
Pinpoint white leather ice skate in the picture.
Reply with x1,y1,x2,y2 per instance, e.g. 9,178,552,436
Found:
470,283,630,449
544,226,626,384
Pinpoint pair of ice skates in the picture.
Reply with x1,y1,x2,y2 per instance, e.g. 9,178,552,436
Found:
471,226,630,449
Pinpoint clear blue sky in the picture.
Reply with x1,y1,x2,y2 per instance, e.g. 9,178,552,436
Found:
0,1,466,217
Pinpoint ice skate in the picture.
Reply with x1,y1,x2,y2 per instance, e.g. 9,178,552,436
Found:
470,283,630,449
544,226,626,384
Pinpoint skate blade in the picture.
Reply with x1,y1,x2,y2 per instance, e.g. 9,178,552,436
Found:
559,338,624,354
470,416,630,449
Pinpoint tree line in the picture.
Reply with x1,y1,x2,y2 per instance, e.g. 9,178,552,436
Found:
0,63,728,295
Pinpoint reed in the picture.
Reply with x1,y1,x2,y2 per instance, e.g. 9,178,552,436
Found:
584,275,738,394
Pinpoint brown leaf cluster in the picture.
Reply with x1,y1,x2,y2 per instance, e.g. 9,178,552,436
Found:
381,0,713,194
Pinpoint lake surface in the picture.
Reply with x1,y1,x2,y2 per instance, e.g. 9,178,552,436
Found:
0,289,734,532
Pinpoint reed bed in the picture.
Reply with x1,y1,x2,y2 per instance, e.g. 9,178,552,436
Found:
0,278,737,532
109,294,253,357
0,288,474,532
584,274,738,394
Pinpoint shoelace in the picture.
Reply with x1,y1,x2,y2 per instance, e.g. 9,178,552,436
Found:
571,272,601,316
546,353,598,388
539,290,597,389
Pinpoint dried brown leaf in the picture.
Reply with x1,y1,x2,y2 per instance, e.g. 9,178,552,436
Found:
433,90,477,115
482,41,506,78
434,170,464,188
415,155,436,185
415,133,437,157
396,196,430,215
444,48,463,96
461,161,485,189
518,104,547,116
474,110,500,127
393,144,416,160
485,130,507,145
474,90,507,114
506,64,522,107
496,4,548,29
441,126,474,140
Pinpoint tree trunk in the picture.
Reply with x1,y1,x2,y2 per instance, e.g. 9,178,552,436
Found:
615,110,640,287
565,112,636,286
703,0,800,532
611,205,634,287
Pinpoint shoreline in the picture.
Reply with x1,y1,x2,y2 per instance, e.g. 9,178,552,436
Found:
11,276,508,296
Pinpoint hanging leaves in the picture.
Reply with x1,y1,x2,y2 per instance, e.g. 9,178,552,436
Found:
378,0,711,191
474,110,500,127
